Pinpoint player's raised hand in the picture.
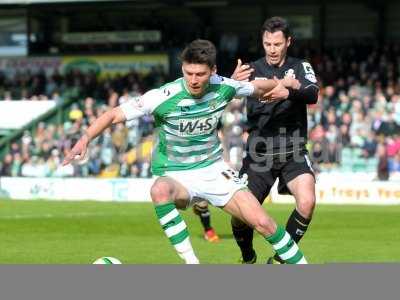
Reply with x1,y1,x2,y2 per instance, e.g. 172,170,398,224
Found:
231,59,254,81
62,134,89,166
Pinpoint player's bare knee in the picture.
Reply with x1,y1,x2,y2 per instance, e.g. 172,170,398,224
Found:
297,196,316,218
253,215,276,236
150,179,174,203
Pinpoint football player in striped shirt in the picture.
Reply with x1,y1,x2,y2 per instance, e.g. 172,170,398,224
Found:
63,39,307,264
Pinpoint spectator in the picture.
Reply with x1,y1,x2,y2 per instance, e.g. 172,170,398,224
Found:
377,143,389,181
0,154,13,176
69,103,83,121
388,152,400,173
3,43,400,180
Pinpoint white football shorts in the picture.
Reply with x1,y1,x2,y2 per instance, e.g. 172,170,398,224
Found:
159,160,248,207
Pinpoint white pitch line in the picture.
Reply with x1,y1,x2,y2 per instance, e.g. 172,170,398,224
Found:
0,212,132,220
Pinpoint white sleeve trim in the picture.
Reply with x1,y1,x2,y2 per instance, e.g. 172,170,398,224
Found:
119,88,171,120
236,81,255,97
303,83,320,90
119,97,146,121
209,74,254,97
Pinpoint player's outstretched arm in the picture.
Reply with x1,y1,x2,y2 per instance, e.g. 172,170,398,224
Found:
259,76,302,103
62,106,126,166
250,78,279,100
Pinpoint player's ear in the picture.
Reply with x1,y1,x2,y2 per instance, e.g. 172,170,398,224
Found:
286,36,292,48
211,65,217,75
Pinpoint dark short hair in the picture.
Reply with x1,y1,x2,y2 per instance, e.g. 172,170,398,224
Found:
261,16,291,39
180,39,217,68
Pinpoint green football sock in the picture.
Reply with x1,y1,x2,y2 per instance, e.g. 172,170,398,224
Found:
155,202,199,264
265,225,307,264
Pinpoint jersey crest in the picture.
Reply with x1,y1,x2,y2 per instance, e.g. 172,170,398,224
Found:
284,68,296,79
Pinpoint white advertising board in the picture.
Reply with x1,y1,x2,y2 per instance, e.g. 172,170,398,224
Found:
1,176,400,205
0,177,154,202
271,180,400,205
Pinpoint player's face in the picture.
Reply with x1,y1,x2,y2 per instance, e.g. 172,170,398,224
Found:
182,63,216,96
262,31,291,67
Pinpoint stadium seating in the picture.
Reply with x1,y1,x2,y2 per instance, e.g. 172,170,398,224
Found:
1,43,400,180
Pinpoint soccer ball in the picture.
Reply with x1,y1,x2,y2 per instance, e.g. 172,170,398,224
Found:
93,257,122,264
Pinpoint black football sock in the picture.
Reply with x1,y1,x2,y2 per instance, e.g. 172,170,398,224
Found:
199,210,212,231
231,221,255,262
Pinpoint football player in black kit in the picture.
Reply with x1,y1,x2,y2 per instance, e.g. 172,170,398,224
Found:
231,16,319,263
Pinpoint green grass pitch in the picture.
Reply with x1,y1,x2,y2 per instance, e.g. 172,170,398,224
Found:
0,199,399,264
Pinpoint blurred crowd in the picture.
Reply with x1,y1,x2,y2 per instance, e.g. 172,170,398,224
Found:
0,68,165,178
0,66,167,102
307,42,400,179
1,42,400,180
218,42,400,180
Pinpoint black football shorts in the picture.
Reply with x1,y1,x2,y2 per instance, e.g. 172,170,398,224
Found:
239,150,315,203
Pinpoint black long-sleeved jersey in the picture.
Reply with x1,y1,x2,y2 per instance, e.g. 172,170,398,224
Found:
246,56,319,154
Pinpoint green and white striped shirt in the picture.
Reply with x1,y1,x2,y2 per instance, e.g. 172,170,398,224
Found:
121,74,254,176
